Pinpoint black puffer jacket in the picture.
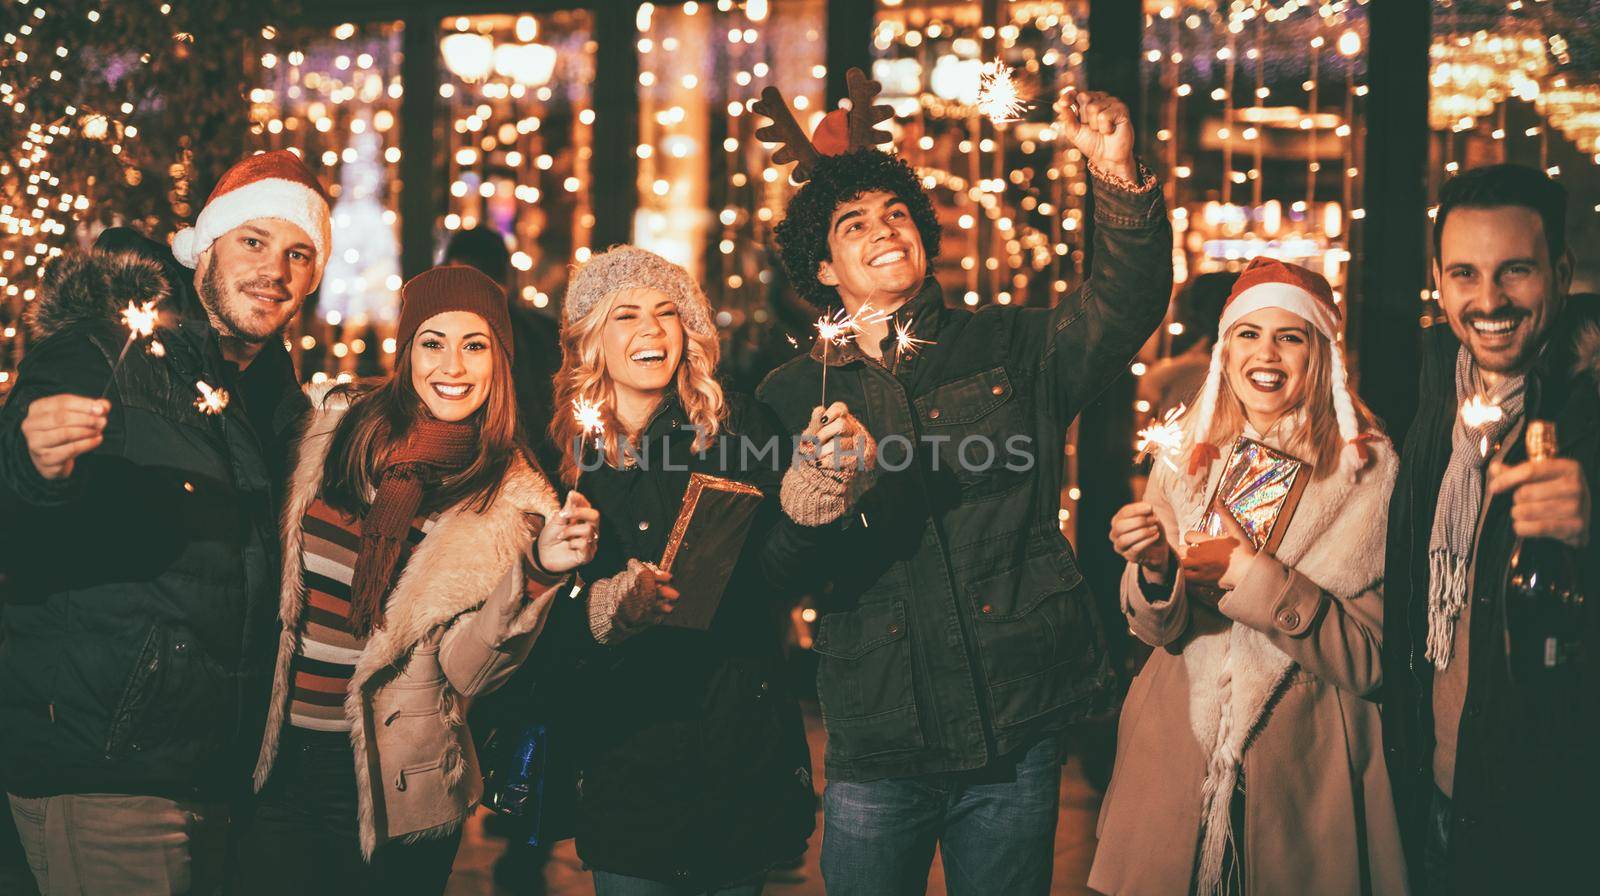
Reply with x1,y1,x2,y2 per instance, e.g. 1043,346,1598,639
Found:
554,391,815,890
0,250,306,801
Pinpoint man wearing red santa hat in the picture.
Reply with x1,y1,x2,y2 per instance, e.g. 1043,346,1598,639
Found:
0,149,329,894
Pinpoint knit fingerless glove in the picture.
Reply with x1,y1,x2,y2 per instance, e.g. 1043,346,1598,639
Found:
780,429,878,527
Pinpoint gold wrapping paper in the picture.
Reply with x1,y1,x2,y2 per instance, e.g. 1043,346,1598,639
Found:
656,473,765,630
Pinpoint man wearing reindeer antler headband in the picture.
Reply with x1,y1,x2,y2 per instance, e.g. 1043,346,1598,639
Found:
755,69,1172,894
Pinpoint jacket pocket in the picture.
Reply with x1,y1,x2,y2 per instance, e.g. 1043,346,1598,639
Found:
914,366,1031,499
968,553,1107,730
811,600,924,759
103,624,226,759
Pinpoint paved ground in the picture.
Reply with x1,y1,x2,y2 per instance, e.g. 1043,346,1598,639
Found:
446,703,1105,896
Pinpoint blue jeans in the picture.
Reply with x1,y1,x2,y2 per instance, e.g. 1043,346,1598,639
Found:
591,870,765,896
820,738,1061,896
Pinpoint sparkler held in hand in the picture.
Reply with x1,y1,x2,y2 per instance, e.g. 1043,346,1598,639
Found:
572,397,606,451
1136,403,1188,472
99,300,161,399
815,307,856,407
976,59,1031,127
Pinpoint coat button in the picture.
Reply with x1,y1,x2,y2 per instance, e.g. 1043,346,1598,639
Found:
1277,608,1300,629
928,408,941,420
991,385,1004,396
173,641,189,654
638,520,650,531
980,603,994,615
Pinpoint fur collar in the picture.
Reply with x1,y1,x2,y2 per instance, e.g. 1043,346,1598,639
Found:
25,249,173,342
279,386,558,680
1157,431,1398,893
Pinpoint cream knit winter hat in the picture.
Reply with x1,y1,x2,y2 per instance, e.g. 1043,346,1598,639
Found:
563,245,714,336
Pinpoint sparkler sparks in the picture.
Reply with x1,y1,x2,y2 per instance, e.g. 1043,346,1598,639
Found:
976,59,1030,127
99,300,162,399
572,397,606,448
814,307,856,348
193,380,229,416
1135,403,1187,472
120,300,159,339
1460,393,1504,458
892,319,933,363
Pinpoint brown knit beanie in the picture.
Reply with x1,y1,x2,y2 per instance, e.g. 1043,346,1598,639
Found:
396,265,514,361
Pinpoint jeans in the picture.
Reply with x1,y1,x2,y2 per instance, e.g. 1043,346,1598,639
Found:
820,737,1060,896
233,726,462,896
591,870,765,896
7,792,228,895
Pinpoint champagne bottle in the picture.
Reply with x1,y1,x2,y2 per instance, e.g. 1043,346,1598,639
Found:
1505,420,1586,677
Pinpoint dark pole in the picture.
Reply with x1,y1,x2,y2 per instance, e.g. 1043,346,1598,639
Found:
824,0,873,105
590,1,641,249
1358,0,1431,441
1078,0,1148,686
398,14,439,279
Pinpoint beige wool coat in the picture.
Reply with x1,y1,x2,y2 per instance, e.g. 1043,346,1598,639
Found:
253,392,563,859
1089,429,1409,896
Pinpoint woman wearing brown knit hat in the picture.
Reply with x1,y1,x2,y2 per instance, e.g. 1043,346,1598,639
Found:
234,265,600,895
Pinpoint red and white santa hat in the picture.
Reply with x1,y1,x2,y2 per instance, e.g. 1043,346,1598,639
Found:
170,149,332,287
1185,256,1369,480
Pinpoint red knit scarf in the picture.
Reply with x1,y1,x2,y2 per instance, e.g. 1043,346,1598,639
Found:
348,418,479,636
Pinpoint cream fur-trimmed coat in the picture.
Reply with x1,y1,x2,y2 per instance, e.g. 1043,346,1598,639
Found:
252,391,561,859
1089,425,1410,895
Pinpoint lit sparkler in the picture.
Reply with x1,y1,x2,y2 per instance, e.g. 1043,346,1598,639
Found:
976,59,1030,127
1460,393,1505,458
815,307,857,407
572,397,606,449
99,300,161,398
1135,403,1187,472
193,380,229,416
892,319,933,369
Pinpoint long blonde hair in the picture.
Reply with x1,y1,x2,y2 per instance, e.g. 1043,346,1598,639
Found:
549,292,727,484
1195,324,1382,478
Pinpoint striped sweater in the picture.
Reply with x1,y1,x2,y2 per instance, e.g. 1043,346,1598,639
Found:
288,497,435,732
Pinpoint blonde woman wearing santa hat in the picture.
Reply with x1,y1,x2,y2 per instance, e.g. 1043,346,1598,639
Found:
1088,257,1409,895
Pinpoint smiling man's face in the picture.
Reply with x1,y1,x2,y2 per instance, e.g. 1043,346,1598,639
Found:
818,190,927,313
1435,205,1572,382
196,218,318,345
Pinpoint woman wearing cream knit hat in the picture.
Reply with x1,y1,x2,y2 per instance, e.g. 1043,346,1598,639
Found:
534,245,870,895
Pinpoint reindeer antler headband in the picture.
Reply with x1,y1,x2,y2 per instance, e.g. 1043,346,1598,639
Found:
753,67,896,182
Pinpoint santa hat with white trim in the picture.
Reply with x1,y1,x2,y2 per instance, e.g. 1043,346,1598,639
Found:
170,149,332,288
1184,255,1371,481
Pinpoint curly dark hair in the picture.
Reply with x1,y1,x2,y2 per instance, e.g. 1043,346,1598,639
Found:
773,149,941,307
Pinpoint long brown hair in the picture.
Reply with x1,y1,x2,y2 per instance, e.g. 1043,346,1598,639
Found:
319,333,519,516
1200,325,1382,477
549,291,726,484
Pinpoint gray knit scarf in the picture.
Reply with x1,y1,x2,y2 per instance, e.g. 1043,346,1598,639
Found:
1426,347,1526,669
